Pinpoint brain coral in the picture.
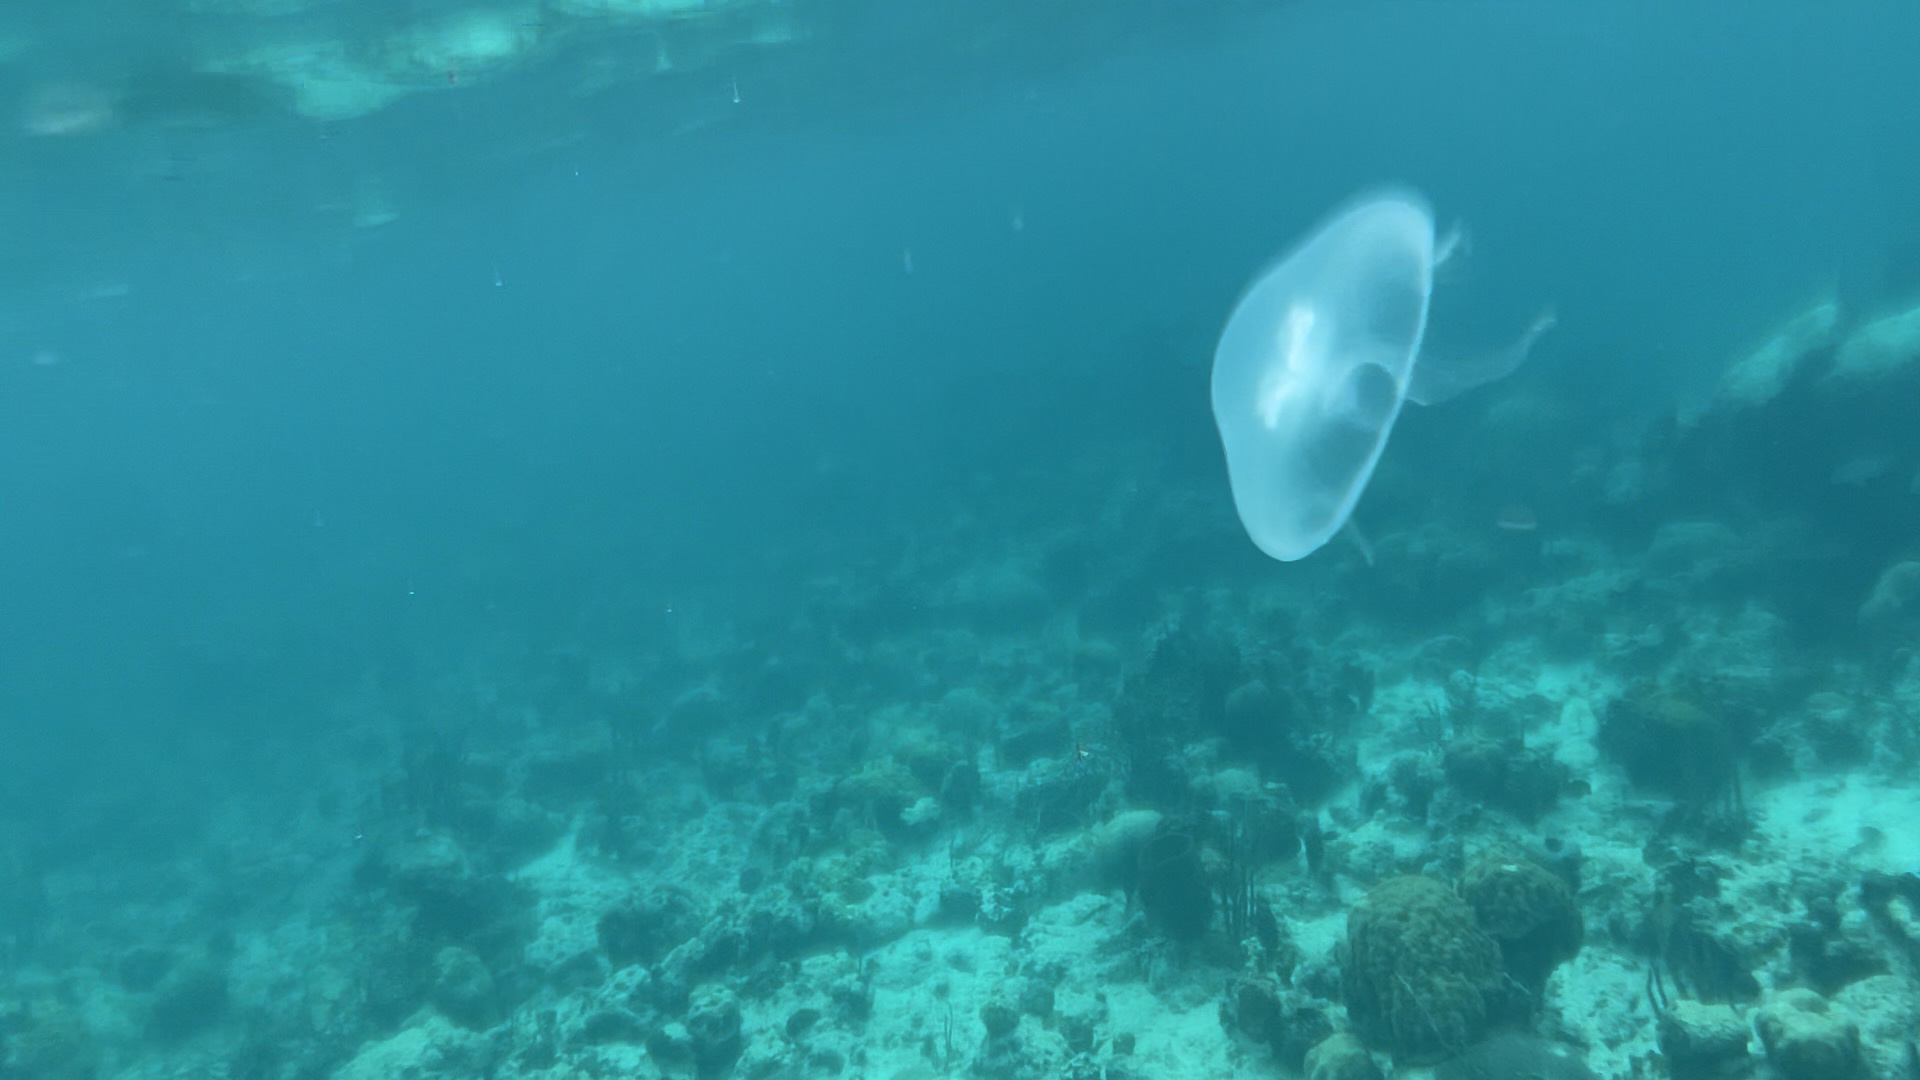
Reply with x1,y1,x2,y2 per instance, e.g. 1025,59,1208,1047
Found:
1459,854,1583,995
1340,875,1506,1064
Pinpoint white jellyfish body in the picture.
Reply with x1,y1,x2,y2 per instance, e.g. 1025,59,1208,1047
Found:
1210,188,1553,563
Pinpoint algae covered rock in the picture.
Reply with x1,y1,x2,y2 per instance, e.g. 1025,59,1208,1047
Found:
1431,1032,1596,1080
1339,875,1506,1063
970,993,1066,1080
598,886,702,968
829,757,928,840
1834,974,1920,1080
1657,999,1752,1080
1859,560,1920,623
1756,988,1864,1080
333,1013,495,1080
1696,298,1839,417
1304,1032,1383,1080
430,945,496,1028
146,959,230,1042
1219,974,1334,1070
1827,301,1920,386
1,998,98,1080
980,996,1020,1038
686,984,746,1077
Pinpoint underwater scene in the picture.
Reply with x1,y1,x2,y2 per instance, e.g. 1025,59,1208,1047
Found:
5,1,1920,1077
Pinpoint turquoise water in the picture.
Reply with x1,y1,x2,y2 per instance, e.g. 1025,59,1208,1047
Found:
4,3,1920,1078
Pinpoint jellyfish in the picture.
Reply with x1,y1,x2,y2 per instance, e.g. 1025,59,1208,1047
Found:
1210,187,1552,562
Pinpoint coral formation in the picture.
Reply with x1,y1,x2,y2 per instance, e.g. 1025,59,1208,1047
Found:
1339,875,1508,1063
1598,682,1747,799
1458,852,1584,994
1441,734,1572,821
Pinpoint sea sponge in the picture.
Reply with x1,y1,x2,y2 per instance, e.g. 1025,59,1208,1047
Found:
1340,875,1505,1064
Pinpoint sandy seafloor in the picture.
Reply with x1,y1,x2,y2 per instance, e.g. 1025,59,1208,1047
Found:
6,300,1920,1079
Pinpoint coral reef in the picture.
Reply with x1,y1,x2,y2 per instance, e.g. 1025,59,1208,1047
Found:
13,168,1920,1080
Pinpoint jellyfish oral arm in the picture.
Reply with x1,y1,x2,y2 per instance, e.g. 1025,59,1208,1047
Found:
1405,306,1559,407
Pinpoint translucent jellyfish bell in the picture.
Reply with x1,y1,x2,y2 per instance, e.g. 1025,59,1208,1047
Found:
1210,188,1551,563
1211,190,1439,562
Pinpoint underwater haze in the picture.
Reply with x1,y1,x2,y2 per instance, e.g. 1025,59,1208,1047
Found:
5,2,1920,1078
